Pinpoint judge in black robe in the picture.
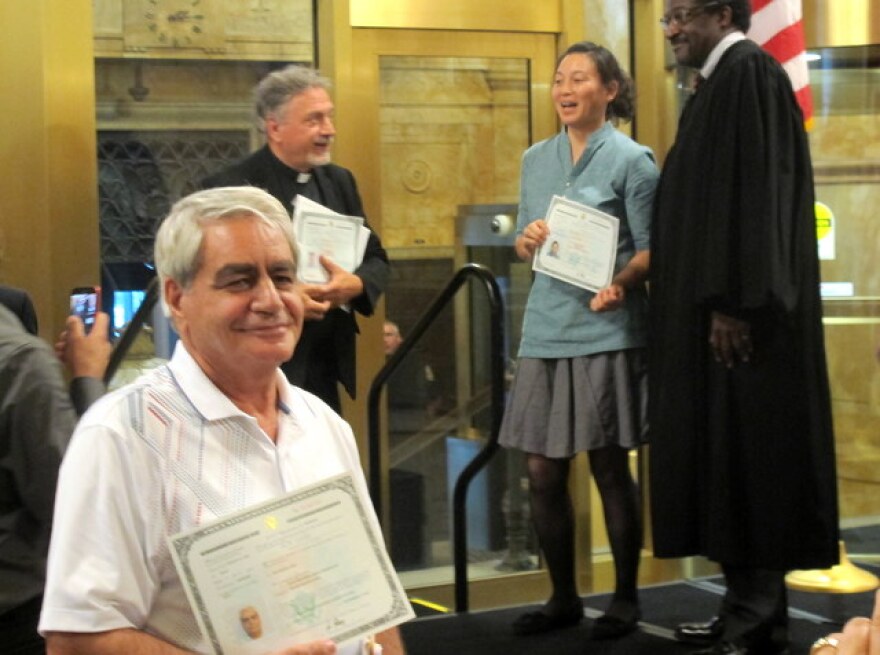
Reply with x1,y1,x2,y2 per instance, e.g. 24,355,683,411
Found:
648,2,838,653
202,66,389,412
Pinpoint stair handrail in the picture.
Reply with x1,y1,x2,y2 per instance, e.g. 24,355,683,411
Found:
367,262,506,613
103,276,160,385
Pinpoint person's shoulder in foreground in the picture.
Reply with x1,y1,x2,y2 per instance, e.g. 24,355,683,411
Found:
0,284,39,334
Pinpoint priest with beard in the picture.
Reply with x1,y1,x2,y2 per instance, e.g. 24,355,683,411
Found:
202,65,389,413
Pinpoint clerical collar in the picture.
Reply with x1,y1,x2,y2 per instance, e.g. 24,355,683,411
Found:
266,146,313,184
700,31,746,81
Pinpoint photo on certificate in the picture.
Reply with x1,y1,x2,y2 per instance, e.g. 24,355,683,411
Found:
168,473,414,655
532,195,619,293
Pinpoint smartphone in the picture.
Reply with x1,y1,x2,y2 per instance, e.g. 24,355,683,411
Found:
70,286,101,334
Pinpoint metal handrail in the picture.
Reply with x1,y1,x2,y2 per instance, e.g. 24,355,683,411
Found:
367,262,506,613
103,276,160,385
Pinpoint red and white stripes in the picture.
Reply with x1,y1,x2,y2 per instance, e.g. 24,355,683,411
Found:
747,0,814,128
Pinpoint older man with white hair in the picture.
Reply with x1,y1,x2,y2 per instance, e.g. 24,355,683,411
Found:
39,186,404,655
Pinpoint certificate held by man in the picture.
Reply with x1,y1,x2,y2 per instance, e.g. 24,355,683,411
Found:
168,473,414,655
292,196,369,285
532,195,619,292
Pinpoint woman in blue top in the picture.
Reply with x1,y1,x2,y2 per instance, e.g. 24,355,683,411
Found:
500,42,658,640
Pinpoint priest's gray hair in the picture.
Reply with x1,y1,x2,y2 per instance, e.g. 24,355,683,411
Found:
154,186,298,314
254,65,332,133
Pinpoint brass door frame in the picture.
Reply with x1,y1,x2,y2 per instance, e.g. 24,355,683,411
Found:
342,28,562,610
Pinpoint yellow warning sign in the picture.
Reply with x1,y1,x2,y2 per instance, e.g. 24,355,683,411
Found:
815,201,833,241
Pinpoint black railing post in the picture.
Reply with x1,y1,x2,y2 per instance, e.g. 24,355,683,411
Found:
367,263,506,613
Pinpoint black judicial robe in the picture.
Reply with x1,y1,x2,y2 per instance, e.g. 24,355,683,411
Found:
647,39,839,570
202,146,390,404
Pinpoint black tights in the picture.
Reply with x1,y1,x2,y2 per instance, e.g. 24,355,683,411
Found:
526,447,642,617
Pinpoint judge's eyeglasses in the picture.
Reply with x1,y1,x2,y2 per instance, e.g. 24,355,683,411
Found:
659,2,724,30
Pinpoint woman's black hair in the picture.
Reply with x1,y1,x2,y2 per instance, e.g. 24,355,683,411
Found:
557,41,635,124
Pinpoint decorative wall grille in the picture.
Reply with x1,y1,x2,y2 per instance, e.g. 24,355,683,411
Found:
98,131,250,263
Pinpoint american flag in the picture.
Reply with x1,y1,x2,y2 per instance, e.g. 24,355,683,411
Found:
747,0,814,128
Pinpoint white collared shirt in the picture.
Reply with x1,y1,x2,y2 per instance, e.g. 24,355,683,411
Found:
40,343,371,655
700,30,747,80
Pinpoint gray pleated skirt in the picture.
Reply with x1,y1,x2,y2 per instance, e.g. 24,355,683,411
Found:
498,350,648,458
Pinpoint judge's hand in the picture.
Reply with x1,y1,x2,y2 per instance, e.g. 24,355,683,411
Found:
56,312,112,379
515,219,549,261
271,639,337,655
709,311,752,368
300,256,364,318
590,284,625,312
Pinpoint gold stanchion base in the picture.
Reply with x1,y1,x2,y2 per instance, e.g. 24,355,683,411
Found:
785,541,880,593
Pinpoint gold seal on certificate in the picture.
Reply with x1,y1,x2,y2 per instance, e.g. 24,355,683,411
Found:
532,195,620,292
168,473,414,654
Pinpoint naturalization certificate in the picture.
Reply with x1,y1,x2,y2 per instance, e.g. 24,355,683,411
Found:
292,196,369,285
168,473,414,655
532,195,619,292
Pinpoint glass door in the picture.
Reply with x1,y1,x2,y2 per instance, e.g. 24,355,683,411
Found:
809,44,880,562
347,29,558,608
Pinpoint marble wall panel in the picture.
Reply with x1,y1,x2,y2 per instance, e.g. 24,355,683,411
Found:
812,106,880,521
812,112,880,162
94,0,313,60
379,61,529,249
96,59,268,107
582,0,632,72
816,180,880,301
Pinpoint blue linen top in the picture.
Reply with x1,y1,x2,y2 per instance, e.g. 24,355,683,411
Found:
517,122,658,358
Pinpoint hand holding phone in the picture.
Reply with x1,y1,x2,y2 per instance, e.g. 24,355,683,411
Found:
61,288,110,380
70,286,101,334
